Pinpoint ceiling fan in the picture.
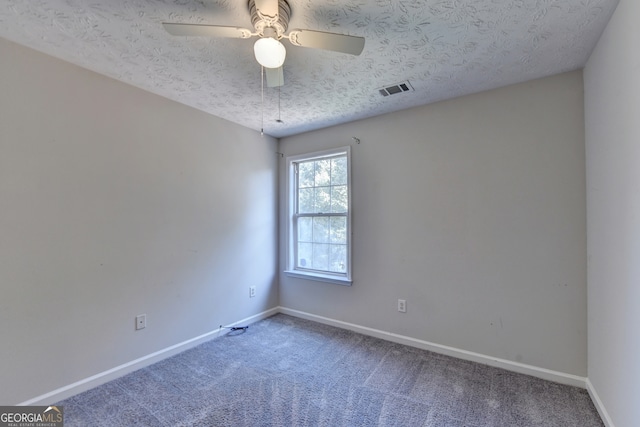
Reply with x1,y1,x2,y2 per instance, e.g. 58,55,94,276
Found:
162,0,365,87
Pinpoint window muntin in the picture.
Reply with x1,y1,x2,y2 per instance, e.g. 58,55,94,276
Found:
287,147,351,284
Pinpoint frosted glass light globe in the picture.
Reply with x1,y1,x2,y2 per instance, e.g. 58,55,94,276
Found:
254,37,286,68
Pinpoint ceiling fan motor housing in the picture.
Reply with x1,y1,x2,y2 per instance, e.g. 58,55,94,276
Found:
249,0,291,37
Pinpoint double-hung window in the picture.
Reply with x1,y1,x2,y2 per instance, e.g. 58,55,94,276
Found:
285,146,352,285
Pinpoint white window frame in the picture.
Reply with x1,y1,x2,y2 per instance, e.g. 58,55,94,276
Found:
285,146,352,285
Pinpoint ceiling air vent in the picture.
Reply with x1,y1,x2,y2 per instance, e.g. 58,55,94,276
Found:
378,81,414,97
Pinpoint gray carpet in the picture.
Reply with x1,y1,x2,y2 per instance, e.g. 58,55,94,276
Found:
57,314,603,426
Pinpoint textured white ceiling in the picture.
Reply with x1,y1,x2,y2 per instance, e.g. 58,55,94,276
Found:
0,0,618,138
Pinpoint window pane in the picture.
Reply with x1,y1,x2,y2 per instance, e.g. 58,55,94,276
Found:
315,187,331,213
298,188,314,213
329,244,347,273
312,243,329,270
299,161,315,188
289,150,350,279
298,217,312,242
331,185,348,213
330,217,346,244
298,242,312,268
315,159,331,186
331,157,347,185
313,217,329,243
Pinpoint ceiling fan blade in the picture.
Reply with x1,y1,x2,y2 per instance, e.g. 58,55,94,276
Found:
254,0,280,21
288,29,365,55
162,23,253,39
265,66,284,87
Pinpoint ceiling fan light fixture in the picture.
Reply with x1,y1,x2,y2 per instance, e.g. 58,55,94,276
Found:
254,37,286,68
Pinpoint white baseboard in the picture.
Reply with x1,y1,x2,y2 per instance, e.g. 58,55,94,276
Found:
586,378,615,427
18,307,279,406
20,305,593,407
279,307,587,389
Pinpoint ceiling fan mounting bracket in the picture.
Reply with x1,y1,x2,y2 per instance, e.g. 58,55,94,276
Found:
249,0,291,38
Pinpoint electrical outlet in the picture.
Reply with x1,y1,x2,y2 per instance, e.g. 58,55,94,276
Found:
135,314,146,330
397,299,407,313
249,286,256,298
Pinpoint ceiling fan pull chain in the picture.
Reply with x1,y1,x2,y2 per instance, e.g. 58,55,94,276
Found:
261,65,265,136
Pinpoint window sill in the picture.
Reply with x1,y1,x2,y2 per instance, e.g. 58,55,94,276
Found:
284,270,352,286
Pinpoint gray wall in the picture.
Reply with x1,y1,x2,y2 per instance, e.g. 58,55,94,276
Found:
279,71,587,377
585,0,640,425
0,38,279,405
